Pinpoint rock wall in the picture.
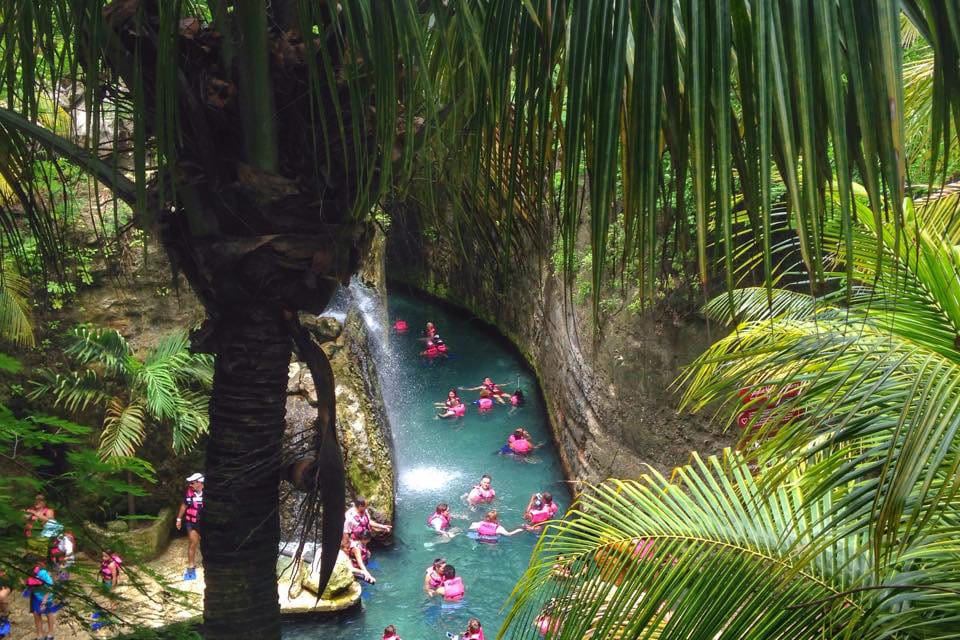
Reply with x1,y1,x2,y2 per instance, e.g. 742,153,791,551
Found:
284,308,395,533
387,225,733,483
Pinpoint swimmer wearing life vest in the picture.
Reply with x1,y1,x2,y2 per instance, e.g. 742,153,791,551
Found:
460,377,512,404
429,564,464,601
468,510,524,542
347,529,376,584
466,475,496,506
473,389,495,413
452,618,485,640
502,428,536,455
436,389,466,419
424,322,437,339
342,497,393,551
524,492,559,531
510,389,525,407
427,502,453,536
383,624,402,640
424,557,446,593
421,334,450,358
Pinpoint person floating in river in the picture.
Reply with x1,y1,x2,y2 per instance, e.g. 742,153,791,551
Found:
460,377,511,404
383,624,402,640
176,472,204,581
469,510,524,542
524,492,559,531
429,564,464,601
424,557,446,593
473,389,494,413
436,389,466,419
510,389,525,407
501,428,536,456
424,322,437,340
427,503,452,535
421,335,450,359
466,475,496,506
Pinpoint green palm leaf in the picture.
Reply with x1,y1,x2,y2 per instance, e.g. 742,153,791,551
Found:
0,258,34,347
64,325,134,376
29,369,109,414
98,398,147,460
504,451,959,640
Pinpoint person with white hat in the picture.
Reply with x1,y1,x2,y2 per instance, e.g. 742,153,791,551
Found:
176,473,204,580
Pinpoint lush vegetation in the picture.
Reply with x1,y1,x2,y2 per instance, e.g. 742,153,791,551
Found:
1,1,960,639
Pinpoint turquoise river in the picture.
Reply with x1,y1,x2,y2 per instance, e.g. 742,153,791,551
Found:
284,288,568,639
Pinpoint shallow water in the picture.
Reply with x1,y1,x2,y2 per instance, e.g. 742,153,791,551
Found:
283,289,567,640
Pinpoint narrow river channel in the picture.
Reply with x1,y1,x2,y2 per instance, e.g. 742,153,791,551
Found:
284,287,568,639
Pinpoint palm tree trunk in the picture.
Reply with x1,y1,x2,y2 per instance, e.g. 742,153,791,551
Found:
201,303,290,640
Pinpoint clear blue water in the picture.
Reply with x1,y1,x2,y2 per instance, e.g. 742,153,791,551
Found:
283,289,568,640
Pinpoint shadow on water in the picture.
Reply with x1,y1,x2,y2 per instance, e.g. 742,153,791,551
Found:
283,280,568,640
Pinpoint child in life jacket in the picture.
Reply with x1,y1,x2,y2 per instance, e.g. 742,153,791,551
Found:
423,557,447,594
383,624,402,640
430,564,464,601
469,510,524,542
466,475,496,506
524,492,559,531
436,389,466,419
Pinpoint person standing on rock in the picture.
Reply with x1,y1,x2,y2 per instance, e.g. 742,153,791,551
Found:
176,473,204,580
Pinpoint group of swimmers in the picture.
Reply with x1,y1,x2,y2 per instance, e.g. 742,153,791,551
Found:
371,317,559,636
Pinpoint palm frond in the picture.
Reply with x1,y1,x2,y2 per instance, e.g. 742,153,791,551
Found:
28,369,109,414
503,451,959,640
171,390,210,454
98,398,147,460
63,325,133,375
0,259,34,347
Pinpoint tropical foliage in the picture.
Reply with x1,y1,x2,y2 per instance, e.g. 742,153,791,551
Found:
2,1,960,638
29,326,213,460
0,257,34,347
504,186,960,637
503,451,960,640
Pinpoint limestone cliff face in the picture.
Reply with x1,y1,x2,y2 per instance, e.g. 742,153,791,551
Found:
387,227,732,483
283,308,395,533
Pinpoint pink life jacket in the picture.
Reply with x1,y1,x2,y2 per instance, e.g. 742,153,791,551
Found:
442,576,465,600
470,485,495,503
100,558,115,582
184,488,203,524
348,509,371,541
477,521,499,538
25,565,44,587
510,394,520,406
383,634,402,640
528,505,552,525
437,343,448,353
426,345,439,357
509,436,532,454
426,567,444,589
477,398,493,411
463,629,485,640
453,403,466,417
428,511,450,530
393,319,408,332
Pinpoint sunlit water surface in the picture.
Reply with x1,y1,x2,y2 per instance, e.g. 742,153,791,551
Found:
282,288,567,640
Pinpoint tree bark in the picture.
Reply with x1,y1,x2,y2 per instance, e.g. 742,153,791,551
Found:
201,303,291,640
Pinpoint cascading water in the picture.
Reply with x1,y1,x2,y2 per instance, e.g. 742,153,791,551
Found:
284,285,568,640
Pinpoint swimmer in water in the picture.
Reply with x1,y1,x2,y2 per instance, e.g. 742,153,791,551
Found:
421,335,450,358
510,389,525,407
427,503,457,538
474,389,495,413
436,389,466,419
502,427,536,455
430,564,464,601
383,625,402,640
466,475,496,506
347,529,376,583
424,557,446,593
460,377,511,404
524,491,559,531
469,510,524,541
423,322,437,339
